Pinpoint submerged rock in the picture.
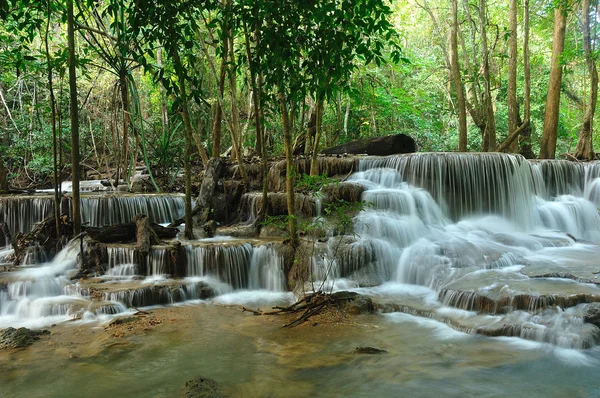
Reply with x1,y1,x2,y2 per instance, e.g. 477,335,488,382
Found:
331,291,376,315
0,327,50,349
183,376,224,398
355,346,388,354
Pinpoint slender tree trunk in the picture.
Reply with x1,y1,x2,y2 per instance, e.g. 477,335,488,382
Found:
450,0,468,152
575,0,597,160
479,0,496,151
157,48,169,136
119,70,130,184
45,0,61,238
212,3,228,159
228,33,248,184
0,74,7,192
507,0,519,153
519,0,535,158
310,92,326,176
540,5,568,159
172,50,195,240
67,0,81,235
278,89,297,246
244,18,269,223
343,101,350,136
0,160,6,192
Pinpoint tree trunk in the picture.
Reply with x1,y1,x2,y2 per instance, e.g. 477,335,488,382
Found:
310,93,326,176
507,0,519,153
343,101,350,137
244,18,269,224
0,76,6,192
119,70,130,184
519,0,535,158
574,0,597,160
540,5,568,159
45,0,61,239
193,158,223,226
450,0,468,152
278,89,297,246
172,50,195,240
479,0,496,151
227,32,248,184
212,2,228,159
258,70,268,222
134,214,159,256
157,48,169,137
67,0,81,235
0,159,7,192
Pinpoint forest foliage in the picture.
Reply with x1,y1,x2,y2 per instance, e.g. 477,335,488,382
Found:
1,0,599,238
1,0,598,187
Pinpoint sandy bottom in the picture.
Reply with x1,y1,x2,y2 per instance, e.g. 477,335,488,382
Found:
1,302,600,397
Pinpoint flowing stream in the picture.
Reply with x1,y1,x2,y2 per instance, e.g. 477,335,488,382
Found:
2,153,600,396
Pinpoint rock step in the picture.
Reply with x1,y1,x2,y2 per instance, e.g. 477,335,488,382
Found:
80,280,219,308
438,270,600,314
377,302,600,349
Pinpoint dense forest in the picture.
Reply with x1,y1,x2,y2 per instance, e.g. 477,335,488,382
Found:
0,0,598,238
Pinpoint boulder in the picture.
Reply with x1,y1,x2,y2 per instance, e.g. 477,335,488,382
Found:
331,291,376,314
584,303,600,328
183,376,224,398
0,327,50,349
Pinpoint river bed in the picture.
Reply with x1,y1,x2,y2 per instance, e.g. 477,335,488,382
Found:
1,301,599,397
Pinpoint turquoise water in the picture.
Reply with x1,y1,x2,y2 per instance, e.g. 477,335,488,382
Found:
2,303,600,398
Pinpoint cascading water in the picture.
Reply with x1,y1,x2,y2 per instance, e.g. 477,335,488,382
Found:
79,194,184,227
0,241,124,328
0,194,184,249
334,153,600,349
248,245,286,291
3,153,600,350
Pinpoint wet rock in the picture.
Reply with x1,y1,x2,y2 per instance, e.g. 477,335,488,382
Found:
99,280,217,308
216,225,257,238
322,182,365,204
268,157,358,191
78,240,108,277
0,327,50,349
109,316,138,326
439,271,600,314
584,303,600,328
331,291,376,314
355,346,387,354
183,376,224,398
203,221,217,238
258,225,288,239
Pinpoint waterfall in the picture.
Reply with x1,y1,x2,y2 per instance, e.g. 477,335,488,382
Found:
248,245,286,291
79,194,184,227
0,197,54,247
185,243,253,289
3,153,600,349
0,194,184,248
0,241,85,327
335,153,600,348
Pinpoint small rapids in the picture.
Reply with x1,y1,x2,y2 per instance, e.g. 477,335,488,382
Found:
2,153,600,351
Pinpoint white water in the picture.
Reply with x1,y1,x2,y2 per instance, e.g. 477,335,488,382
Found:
2,153,600,349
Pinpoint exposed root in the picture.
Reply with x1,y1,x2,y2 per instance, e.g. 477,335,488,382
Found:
239,291,372,328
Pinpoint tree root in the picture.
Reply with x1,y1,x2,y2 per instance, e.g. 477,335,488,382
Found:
239,292,347,328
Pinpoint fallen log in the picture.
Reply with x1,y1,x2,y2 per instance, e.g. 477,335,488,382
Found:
84,221,178,244
320,134,415,156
